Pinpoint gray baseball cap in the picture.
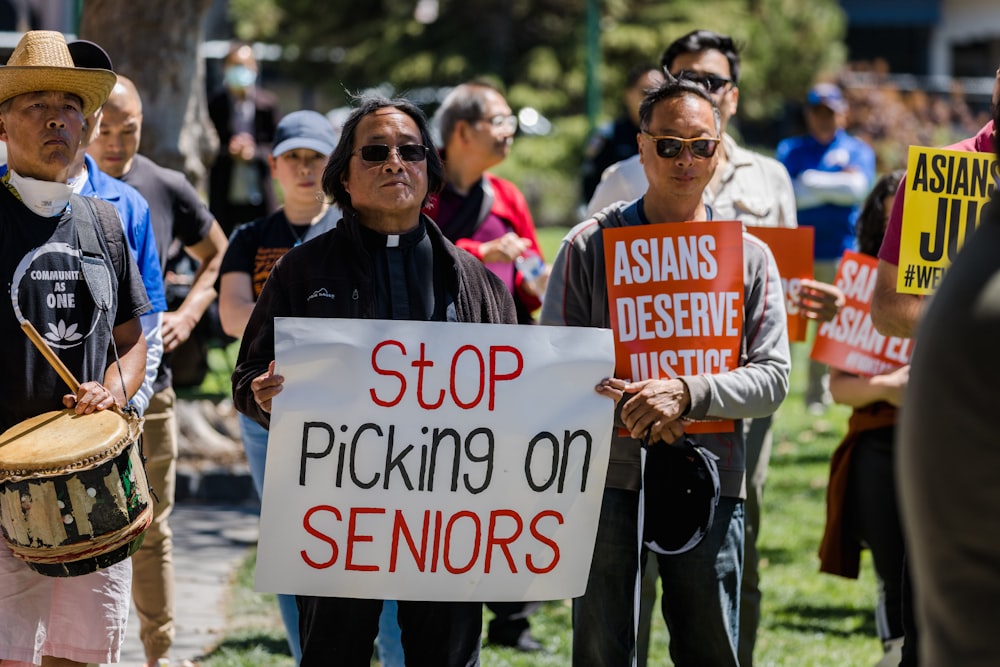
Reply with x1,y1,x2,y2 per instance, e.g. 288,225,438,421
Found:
273,110,337,157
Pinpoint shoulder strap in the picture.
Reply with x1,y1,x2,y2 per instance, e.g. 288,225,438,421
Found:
71,194,136,413
72,194,113,313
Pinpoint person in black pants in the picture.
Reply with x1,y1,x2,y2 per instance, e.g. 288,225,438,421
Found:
232,95,517,667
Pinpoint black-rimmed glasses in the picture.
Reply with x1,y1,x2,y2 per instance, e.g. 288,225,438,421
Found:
643,133,720,159
675,71,733,94
354,144,429,164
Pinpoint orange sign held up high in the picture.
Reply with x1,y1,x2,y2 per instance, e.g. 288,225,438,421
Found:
603,221,745,433
746,226,814,342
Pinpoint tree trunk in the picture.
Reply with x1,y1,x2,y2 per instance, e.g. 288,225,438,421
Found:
79,0,219,189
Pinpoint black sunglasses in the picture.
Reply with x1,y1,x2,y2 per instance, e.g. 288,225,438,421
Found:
675,71,733,94
643,133,720,159
354,144,429,164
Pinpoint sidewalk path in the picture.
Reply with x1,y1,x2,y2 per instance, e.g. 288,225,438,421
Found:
108,502,261,667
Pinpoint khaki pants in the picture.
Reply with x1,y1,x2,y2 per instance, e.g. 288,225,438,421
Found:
132,387,177,662
738,414,774,667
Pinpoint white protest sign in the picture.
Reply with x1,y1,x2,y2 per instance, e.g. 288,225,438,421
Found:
255,318,615,602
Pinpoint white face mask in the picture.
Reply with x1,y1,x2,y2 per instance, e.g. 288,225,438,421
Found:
7,168,73,218
224,64,257,91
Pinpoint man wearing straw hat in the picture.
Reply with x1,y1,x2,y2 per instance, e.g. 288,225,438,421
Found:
0,30,150,667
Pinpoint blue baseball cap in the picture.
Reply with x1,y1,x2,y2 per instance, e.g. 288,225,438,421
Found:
806,83,847,113
273,110,337,157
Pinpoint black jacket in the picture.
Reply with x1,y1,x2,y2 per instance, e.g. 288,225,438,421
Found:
232,214,517,426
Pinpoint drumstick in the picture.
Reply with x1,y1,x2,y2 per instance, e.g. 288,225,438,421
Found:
20,320,81,394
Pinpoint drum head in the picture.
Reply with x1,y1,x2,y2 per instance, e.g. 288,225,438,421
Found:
0,409,136,476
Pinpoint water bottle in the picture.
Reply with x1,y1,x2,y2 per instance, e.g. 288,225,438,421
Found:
515,252,546,301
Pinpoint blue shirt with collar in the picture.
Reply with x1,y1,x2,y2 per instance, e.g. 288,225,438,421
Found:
77,154,167,313
776,128,876,260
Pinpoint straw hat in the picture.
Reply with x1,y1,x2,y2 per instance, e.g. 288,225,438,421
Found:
0,31,116,116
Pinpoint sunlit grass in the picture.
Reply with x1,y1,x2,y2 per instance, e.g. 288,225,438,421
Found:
196,232,888,666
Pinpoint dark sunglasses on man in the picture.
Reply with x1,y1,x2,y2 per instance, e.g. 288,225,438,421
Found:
354,144,429,164
643,132,720,159
674,70,733,95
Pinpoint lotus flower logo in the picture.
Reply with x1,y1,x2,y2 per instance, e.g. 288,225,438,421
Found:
45,320,83,344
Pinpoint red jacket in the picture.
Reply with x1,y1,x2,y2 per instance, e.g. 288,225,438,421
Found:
425,172,543,314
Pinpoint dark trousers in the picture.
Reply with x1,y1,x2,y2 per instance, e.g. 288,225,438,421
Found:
847,429,914,643
297,596,482,667
485,601,542,643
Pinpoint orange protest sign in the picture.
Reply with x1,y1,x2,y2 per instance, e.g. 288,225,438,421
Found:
746,226,814,342
603,221,744,434
810,250,912,375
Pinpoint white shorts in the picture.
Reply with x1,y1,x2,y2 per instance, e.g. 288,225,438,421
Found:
0,540,130,665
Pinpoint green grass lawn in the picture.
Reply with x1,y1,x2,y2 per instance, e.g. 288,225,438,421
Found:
196,227,887,666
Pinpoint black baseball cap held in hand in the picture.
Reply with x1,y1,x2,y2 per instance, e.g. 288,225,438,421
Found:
642,437,721,555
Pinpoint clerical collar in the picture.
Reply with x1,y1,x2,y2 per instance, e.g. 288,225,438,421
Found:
359,218,427,249
4,168,73,218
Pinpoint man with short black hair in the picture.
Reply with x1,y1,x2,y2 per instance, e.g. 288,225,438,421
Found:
543,78,789,667
63,39,166,420
88,73,229,667
588,31,799,665
588,30,796,230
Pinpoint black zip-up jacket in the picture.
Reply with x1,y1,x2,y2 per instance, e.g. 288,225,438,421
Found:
232,213,517,427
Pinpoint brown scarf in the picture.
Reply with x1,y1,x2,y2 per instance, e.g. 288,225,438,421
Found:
818,402,899,578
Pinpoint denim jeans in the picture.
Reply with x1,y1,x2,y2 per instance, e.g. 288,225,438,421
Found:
239,412,302,664
573,487,744,667
376,599,406,667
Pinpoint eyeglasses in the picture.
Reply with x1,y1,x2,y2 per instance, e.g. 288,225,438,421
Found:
478,114,518,133
674,71,733,94
643,133,720,159
354,144,429,164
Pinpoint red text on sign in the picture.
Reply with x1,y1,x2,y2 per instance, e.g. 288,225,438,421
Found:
300,505,563,575
370,340,523,411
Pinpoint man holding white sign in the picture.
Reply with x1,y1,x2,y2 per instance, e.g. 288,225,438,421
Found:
542,78,790,666
232,97,521,666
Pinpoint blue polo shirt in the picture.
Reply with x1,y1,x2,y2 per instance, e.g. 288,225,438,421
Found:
776,128,876,260
77,154,167,313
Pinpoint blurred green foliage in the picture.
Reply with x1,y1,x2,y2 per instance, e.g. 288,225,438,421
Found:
229,0,847,225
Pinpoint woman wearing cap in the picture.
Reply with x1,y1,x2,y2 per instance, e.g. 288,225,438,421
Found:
218,109,340,663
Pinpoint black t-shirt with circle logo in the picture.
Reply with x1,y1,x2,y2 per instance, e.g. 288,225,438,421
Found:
0,186,151,429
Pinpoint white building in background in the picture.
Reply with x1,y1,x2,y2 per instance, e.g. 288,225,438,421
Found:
929,0,1000,77
839,0,1000,78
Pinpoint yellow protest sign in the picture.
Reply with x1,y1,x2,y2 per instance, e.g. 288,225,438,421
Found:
897,145,998,295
